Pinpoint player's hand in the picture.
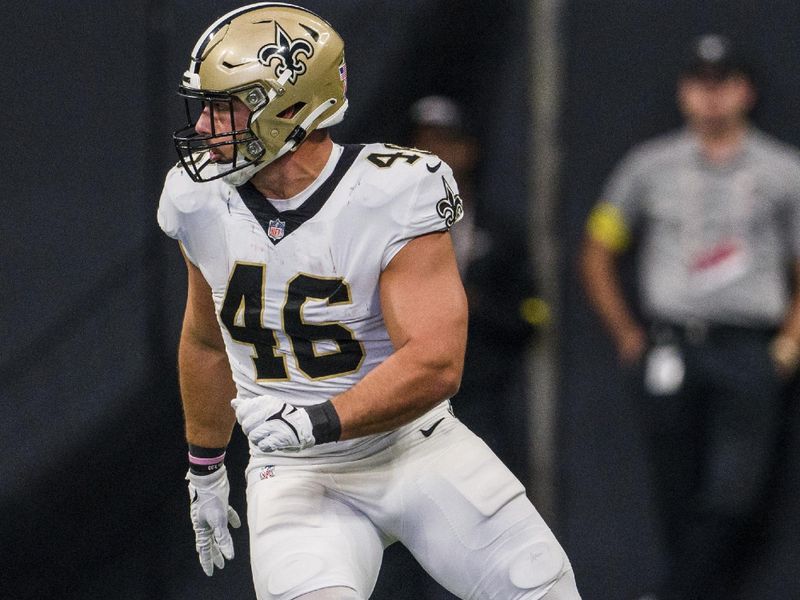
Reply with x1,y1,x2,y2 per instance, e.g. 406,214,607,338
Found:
186,465,241,576
232,396,316,452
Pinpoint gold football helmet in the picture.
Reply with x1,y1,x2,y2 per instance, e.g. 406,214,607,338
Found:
173,2,348,183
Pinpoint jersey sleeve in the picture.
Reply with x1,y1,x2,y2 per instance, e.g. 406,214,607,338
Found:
773,146,800,260
156,165,196,264
600,146,648,225
380,160,463,270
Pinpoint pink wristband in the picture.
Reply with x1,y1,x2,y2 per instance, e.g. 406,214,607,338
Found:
188,452,226,466
188,446,226,475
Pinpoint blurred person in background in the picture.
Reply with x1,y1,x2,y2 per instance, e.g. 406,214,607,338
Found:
580,34,800,599
407,95,488,276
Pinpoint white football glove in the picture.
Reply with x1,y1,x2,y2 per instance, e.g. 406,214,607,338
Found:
232,396,316,452
186,465,241,576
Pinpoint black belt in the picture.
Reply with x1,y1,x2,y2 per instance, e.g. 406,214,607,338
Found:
648,320,778,346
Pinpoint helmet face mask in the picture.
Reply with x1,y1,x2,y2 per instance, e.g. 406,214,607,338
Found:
174,87,265,182
173,3,348,184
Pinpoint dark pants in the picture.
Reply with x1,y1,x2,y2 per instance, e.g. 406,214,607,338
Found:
634,323,787,600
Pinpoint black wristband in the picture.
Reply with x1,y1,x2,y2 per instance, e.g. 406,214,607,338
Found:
306,400,342,445
188,444,227,476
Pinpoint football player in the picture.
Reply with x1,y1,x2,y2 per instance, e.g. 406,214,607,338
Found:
158,3,581,599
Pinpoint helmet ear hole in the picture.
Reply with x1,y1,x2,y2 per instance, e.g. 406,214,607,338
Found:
277,102,307,119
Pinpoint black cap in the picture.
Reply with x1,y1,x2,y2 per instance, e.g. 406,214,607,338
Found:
681,34,751,80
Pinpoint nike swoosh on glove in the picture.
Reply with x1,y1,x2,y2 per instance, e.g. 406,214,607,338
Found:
232,395,316,452
186,465,241,576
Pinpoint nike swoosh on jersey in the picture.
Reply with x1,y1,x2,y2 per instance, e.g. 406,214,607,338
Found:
420,417,445,438
426,161,442,173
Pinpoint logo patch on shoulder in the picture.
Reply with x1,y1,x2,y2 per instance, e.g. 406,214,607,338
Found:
259,465,276,480
436,178,464,229
267,218,286,241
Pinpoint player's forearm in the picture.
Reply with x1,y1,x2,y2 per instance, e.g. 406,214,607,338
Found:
178,336,238,448
331,341,463,440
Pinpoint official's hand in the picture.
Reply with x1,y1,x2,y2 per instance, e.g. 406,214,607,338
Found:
233,396,316,452
186,465,241,576
771,334,800,378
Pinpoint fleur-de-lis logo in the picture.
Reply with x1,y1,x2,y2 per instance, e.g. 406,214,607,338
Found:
257,22,314,84
436,177,464,229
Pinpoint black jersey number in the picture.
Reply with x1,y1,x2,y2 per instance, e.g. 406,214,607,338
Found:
285,274,365,379
219,263,365,381
219,263,287,380
366,143,433,168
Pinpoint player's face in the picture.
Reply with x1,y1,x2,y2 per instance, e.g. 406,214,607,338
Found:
677,74,755,135
194,97,253,162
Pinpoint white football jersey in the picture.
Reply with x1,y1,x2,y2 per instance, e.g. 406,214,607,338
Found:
158,143,463,458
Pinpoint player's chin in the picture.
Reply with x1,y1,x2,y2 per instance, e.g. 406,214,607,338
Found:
209,152,233,164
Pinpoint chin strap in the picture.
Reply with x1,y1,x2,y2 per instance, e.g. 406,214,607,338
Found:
276,98,338,157
221,156,271,186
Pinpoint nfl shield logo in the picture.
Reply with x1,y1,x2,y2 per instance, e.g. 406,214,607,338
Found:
267,218,285,241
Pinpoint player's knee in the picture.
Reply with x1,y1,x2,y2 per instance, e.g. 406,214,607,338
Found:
256,551,363,600
292,587,363,600
507,542,578,599
536,568,581,600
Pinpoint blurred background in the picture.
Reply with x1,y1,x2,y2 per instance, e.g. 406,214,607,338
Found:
2,1,799,599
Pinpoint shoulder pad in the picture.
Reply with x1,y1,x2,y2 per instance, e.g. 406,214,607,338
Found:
161,163,231,215
157,163,230,242
352,144,463,269
356,143,456,202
